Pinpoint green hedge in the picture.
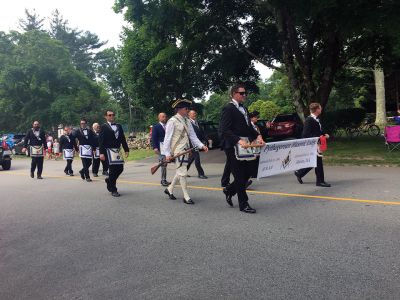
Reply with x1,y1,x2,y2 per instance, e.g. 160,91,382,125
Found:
322,108,366,133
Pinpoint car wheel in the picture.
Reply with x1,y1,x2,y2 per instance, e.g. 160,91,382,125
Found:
2,160,11,170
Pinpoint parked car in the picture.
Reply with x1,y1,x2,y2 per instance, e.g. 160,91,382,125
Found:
255,119,271,141
13,138,26,155
0,139,12,170
198,121,220,149
267,113,303,139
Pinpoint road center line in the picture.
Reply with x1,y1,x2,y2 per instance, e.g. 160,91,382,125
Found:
4,171,400,206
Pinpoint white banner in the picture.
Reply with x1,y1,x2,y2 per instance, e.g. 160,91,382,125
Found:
257,138,319,179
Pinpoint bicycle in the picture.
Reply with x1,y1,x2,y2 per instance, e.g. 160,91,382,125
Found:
345,119,380,137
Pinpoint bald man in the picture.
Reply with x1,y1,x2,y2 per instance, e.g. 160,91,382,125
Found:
151,112,170,186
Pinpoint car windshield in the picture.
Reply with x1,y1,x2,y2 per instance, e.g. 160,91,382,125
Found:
273,115,295,122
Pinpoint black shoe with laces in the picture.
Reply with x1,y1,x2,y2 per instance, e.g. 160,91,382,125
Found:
164,189,177,200
240,205,256,214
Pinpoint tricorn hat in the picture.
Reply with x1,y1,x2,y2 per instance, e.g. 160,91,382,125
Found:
172,98,192,109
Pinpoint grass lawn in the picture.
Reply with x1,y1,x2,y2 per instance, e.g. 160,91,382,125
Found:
126,149,154,161
324,136,400,166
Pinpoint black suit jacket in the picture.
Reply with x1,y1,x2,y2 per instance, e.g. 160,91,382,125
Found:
189,120,205,142
75,128,95,146
23,129,47,148
302,116,324,138
99,123,129,155
218,102,259,150
59,134,78,151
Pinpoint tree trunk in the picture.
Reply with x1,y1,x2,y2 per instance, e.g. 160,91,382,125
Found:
373,67,387,126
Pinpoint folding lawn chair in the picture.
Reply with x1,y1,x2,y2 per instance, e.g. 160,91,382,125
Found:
384,126,400,152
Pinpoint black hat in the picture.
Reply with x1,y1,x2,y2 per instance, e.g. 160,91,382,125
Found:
249,111,260,118
172,99,192,109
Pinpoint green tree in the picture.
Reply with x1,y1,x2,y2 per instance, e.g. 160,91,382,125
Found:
114,0,400,119
248,100,281,120
49,10,106,79
0,30,109,131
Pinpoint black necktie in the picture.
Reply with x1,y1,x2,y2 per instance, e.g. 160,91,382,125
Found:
238,103,243,107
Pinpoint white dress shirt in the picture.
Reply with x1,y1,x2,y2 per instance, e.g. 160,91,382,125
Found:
107,122,119,139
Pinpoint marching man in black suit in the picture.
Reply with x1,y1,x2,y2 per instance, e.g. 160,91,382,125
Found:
75,118,95,182
59,126,78,176
22,120,47,179
99,110,129,197
187,109,208,179
294,102,331,187
151,112,170,186
219,83,265,214
92,123,109,177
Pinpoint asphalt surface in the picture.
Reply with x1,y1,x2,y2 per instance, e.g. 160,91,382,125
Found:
1,152,400,299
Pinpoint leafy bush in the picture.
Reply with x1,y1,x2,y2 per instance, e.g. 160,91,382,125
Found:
322,108,367,132
248,100,282,120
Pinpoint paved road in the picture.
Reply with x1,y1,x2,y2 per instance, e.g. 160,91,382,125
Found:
1,154,400,299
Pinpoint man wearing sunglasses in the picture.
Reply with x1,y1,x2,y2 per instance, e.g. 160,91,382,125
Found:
99,110,129,197
219,83,265,214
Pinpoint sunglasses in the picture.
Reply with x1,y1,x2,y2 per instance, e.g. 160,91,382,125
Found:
236,91,247,96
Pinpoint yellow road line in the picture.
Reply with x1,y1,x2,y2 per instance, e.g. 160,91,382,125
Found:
4,171,400,206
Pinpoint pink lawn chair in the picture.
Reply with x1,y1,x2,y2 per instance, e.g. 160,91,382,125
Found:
384,126,400,152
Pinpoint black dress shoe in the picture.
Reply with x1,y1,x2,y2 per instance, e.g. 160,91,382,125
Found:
102,171,109,176
161,180,170,187
223,188,233,207
86,178,92,182
30,172,34,178
245,180,253,189
105,178,112,192
111,191,120,197
240,205,256,214
316,182,331,187
198,175,208,179
164,189,176,200
294,171,303,184
79,170,85,180
64,170,69,175
183,198,195,204
69,172,74,176
37,175,43,180
93,173,99,177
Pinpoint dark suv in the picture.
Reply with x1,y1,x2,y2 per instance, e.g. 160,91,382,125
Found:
268,113,303,139
0,139,12,170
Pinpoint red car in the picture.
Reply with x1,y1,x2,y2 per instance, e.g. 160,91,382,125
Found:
267,113,303,139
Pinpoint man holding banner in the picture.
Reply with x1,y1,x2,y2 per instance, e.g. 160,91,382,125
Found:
219,83,265,214
22,120,47,179
294,103,331,187
99,110,129,197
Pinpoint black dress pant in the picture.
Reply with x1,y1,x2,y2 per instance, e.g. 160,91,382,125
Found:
187,151,205,176
64,159,73,174
107,163,124,192
92,158,100,174
251,156,260,178
224,148,253,210
93,158,109,174
297,156,325,183
80,158,92,179
31,157,44,175
221,158,231,187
